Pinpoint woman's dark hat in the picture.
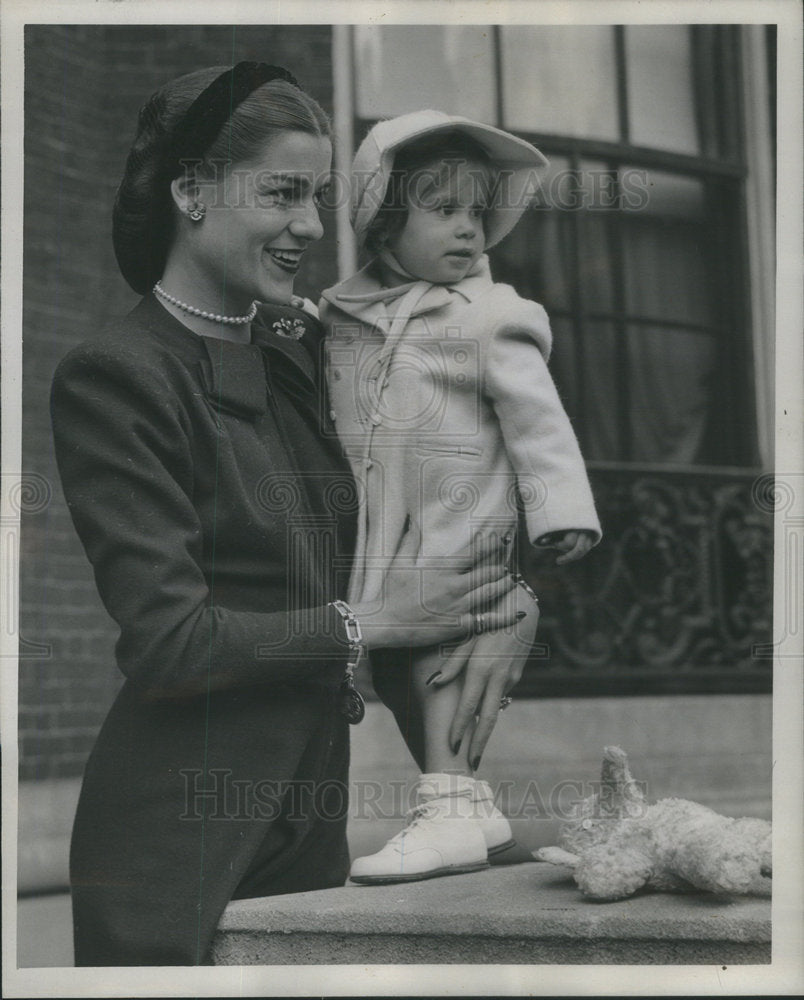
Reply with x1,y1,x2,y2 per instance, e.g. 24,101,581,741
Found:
164,62,298,179
113,62,299,295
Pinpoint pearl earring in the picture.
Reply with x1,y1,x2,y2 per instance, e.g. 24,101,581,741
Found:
188,202,206,222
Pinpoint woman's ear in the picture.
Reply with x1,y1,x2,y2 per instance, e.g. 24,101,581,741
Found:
170,175,199,215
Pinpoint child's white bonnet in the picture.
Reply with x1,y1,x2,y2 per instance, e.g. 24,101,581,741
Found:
350,109,548,250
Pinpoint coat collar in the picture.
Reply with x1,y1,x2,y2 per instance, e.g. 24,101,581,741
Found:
321,254,494,333
133,294,320,420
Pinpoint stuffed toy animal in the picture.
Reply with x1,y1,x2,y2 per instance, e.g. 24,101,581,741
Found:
535,746,772,901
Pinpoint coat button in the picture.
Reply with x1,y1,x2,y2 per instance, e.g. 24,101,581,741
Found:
332,368,342,380
365,458,373,469
329,409,337,422
370,413,382,426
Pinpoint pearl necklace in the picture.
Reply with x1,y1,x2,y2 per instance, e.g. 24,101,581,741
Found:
153,282,257,325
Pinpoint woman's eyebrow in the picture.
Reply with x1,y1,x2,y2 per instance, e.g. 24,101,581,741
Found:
257,170,322,187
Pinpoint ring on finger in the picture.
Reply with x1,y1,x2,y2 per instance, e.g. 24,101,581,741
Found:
473,613,486,635
499,696,513,711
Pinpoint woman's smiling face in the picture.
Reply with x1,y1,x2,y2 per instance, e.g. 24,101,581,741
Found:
189,130,332,310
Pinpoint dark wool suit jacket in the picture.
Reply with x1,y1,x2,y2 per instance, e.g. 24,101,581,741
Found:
51,294,358,965
52,293,357,696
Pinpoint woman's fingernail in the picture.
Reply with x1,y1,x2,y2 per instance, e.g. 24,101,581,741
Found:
425,671,442,686
471,756,481,771
516,611,527,620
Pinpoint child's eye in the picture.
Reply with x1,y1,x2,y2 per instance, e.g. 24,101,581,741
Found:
437,205,456,217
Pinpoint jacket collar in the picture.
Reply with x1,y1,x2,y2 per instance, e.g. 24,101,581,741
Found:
132,294,319,420
200,338,268,419
321,254,494,333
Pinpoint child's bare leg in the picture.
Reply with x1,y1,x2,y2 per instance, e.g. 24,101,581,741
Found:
369,645,476,773
409,647,475,775
351,646,514,883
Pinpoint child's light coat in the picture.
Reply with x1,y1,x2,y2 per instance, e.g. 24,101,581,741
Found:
321,255,601,607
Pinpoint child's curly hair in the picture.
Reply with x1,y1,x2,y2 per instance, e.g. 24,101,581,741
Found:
363,129,494,256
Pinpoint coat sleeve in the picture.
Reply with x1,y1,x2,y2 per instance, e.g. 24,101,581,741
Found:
483,290,602,546
51,343,351,698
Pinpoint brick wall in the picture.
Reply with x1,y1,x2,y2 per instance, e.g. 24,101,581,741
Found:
19,25,336,780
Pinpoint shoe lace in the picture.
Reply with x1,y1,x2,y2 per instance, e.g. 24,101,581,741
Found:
386,802,441,845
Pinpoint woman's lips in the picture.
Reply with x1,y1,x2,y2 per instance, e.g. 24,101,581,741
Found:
265,248,304,273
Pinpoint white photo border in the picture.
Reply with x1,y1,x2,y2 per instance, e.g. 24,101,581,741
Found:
2,1,802,996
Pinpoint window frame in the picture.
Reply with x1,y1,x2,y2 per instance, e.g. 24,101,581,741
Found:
347,23,760,469
341,23,773,696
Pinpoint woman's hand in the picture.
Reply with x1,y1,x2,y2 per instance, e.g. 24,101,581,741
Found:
433,583,539,769
353,522,519,650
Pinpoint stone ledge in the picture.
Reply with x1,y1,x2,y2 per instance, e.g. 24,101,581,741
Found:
211,863,771,966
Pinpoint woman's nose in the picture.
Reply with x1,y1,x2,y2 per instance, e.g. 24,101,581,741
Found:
289,198,324,241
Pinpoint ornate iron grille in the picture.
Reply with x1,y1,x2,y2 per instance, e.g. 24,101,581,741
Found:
517,465,773,695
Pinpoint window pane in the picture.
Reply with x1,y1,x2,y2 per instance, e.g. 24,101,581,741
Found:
548,315,579,419
618,169,717,463
501,26,619,140
578,213,614,313
491,155,572,310
579,321,621,460
493,159,618,314
576,160,617,313
354,26,495,121
627,325,716,463
548,317,621,461
626,26,699,154
620,169,713,326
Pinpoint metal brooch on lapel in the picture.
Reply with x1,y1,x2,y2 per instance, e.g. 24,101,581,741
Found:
272,317,307,340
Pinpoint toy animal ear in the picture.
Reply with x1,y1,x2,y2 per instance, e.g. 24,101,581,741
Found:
599,746,645,817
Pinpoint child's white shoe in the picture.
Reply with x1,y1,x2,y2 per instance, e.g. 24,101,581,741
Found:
416,773,515,856
349,773,514,884
349,803,489,884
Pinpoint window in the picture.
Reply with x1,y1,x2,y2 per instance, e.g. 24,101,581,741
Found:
351,25,757,467
354,25,496,122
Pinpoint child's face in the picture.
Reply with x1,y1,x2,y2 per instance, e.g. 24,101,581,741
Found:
387,158,489,284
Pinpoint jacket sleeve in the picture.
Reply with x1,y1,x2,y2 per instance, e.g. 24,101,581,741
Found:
51,343,351,698
483,291,602,546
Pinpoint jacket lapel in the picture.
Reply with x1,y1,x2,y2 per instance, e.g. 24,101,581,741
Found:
251,308,319,387
200,340,269,419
